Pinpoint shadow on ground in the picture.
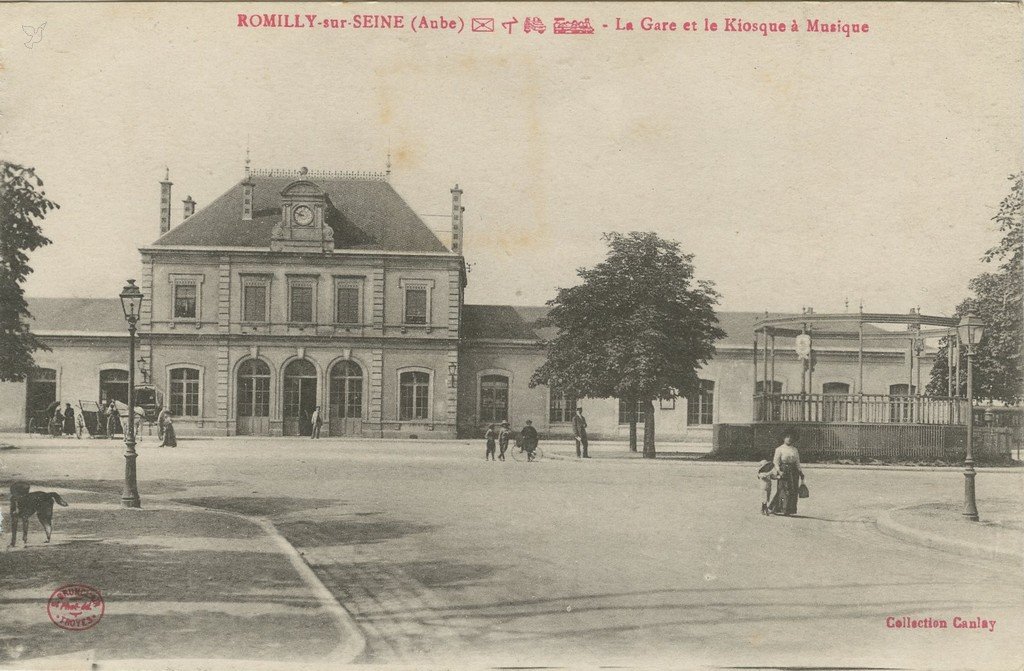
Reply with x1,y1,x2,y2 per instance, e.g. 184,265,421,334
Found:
173,496,344,517
278,517,434,546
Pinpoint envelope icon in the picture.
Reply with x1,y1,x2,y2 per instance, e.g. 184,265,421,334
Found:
472,17,494,32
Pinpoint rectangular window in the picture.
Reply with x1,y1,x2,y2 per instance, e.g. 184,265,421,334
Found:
173,284,197,319
404,288,428,324
618,399,646,425
243,285,267,323
169,368,200,416
289,285,314,323
549,388,576,423
335,286,360,324
687,380,715,425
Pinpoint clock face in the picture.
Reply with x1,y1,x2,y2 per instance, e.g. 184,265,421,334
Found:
293,205,314,226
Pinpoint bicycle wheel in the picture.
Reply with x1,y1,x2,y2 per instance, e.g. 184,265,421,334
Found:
510,445,527,461
511,446,543,462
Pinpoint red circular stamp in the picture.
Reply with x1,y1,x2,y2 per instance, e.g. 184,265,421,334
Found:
47,584,104,631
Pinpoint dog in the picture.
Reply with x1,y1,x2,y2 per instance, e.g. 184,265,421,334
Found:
9,481,68,547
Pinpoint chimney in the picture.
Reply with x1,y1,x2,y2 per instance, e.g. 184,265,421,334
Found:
159,168,172,235
450,184,464,254
242,175,254,221
183,195,196,220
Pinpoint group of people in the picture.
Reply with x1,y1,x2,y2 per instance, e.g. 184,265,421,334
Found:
43,399,176,447
757,433,807,516
47,402,83,438
482,407,591,462
485,419,540,461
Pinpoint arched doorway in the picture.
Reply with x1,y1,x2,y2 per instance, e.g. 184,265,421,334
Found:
25,368,57,432
329,360,363,436
237,359,271,435
283,359,317,436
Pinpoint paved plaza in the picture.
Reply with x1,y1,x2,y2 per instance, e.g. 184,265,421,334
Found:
1,434,1022,669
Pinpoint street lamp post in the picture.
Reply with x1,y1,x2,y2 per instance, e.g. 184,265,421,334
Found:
957,314,985,522
119,279,144,509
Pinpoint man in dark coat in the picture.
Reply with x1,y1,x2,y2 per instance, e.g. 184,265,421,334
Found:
572,407,589,458
519,420,540,461
497,420,511,461
62,403,76,436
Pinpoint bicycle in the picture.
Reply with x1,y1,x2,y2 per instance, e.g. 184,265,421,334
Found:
510,443,544,462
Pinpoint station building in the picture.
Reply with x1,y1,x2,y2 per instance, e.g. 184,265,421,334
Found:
0,167,936,443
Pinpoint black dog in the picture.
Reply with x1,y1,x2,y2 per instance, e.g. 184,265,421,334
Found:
9,482,68,547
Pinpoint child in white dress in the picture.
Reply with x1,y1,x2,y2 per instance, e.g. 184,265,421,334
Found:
757,460,775,515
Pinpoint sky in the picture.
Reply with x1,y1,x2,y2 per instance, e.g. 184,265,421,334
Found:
2,2,1021,317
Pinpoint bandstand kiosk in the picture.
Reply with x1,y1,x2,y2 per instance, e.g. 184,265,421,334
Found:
713,309,1012,463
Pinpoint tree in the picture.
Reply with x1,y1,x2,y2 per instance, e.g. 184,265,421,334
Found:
530,232,726,458
926,173,1022,404
0,162,60,381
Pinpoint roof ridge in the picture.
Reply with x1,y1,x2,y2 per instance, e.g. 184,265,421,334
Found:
250,168,388,181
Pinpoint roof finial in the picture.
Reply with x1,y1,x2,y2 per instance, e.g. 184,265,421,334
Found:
164,166,170,181
859,299,864,313
844,297,849,313
244,140,251,179
386,138,392,179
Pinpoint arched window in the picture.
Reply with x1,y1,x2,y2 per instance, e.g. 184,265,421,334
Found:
99,369,129,406
479,374,509,423
169,367,200,416
822,382,850,422
330,361,363,419
399,371,430,420
687,380,715,425
237,359,270,418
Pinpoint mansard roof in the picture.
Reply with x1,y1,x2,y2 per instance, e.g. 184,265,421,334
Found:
152,173,450,253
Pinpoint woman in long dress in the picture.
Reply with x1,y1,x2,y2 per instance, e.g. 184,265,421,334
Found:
50,405,64,437
768,433,804,515
159,412,177,447
106,401,122,438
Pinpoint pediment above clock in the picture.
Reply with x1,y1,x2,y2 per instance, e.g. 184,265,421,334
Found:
281,180,324,198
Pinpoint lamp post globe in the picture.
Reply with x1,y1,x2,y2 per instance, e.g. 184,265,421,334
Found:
119,279,143,509
956,313,985,522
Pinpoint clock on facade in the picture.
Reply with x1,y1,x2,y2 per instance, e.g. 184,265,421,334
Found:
293,205,314,226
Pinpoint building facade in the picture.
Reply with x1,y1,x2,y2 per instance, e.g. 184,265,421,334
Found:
0,167,937,442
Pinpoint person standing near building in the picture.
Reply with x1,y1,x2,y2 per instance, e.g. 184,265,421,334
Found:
50,404,64,437
768,433,804,515
159,411,177,447
62,403,76,437
310,405,323,439
497,420,511,461
572,407,589,458
519,419,540,462
106,400,122,438
157,407,171,443
484,424,497,461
